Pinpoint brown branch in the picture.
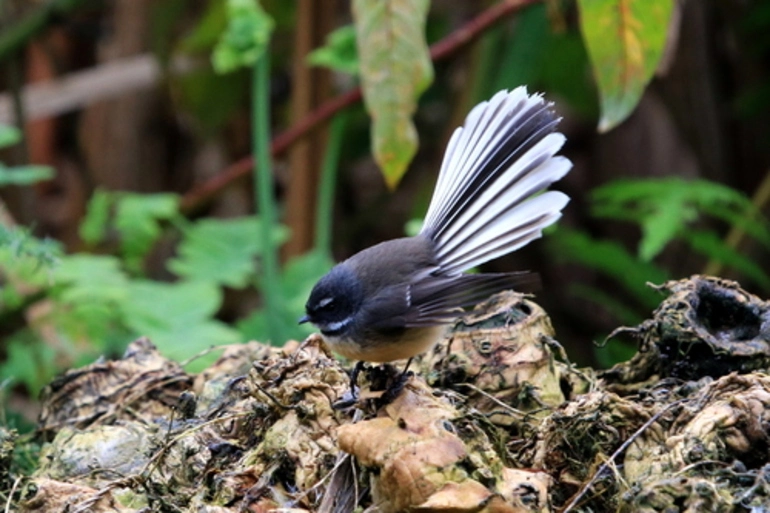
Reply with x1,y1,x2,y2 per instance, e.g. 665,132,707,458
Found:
179,0,542,213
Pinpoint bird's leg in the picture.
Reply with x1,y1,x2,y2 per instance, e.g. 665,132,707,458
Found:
333,361,366,410
379,358,414,406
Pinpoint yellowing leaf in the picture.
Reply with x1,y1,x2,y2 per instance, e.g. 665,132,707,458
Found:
578,0,674,132
353,0,434,189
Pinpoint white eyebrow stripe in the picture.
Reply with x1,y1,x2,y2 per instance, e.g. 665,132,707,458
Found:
319,297,334,308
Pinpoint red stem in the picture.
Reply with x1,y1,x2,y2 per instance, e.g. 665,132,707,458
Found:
180,0,541,212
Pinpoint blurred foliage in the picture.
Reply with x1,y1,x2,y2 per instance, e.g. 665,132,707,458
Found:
592,179,770,267
549,178,770,349
212,0,274,74
159,0,250,135
0,0,768,430
0,189,329,397
469,4,598,119
211,0,288,343
307,25,359,75
0,124,54,186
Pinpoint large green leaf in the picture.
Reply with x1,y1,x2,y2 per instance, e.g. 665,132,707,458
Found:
578,0,674,131
0,336,56,396
280,249,334,321
179,0,228,53
55,254,130,304
121,280,241,364
490,4,548,96
114,193,180,272
168,216,287,287
353,0,433,189
0,225,61,281
238,249,334,344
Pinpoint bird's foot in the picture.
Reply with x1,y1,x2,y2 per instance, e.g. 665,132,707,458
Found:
377,367,413,407
333,361,367,410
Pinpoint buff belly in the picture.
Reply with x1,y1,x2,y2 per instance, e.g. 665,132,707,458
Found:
322,325,447,363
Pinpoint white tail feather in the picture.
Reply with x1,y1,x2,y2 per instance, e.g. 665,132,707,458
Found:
438,192,569,273
435,135,568,248
421,87,571,275
424,89,534,231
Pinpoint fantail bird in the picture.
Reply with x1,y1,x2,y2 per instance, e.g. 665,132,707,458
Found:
300,87,572,363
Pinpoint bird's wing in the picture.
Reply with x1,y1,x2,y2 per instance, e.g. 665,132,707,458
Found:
364,272,538,329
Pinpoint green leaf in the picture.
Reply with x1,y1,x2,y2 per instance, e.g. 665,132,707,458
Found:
280,249,334,318
683,230,770,289
578,0,674,132
0,336,56,396
212,0,274,74
539,32,600,121
79,189,112,245
0,124,21,148
547,227,668,309
307,25,359,75
168,216,287,287
353,0,434,189
54,254,130,304
114,193,179,272
0,227,62,292
706,203,770,250
121,280,240,364
55,300,133,356
636,189,692,261
0,225,61,267
0,165,54,186
404,218,423,237
238,249,333,343
236,310,269,342
591,178,770,260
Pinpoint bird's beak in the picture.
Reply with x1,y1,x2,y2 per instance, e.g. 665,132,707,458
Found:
298,314,310,325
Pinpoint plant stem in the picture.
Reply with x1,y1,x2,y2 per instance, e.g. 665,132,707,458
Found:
315,111,348,256
253,50,283,344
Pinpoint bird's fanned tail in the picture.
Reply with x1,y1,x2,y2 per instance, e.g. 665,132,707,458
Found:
420,87,572,276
